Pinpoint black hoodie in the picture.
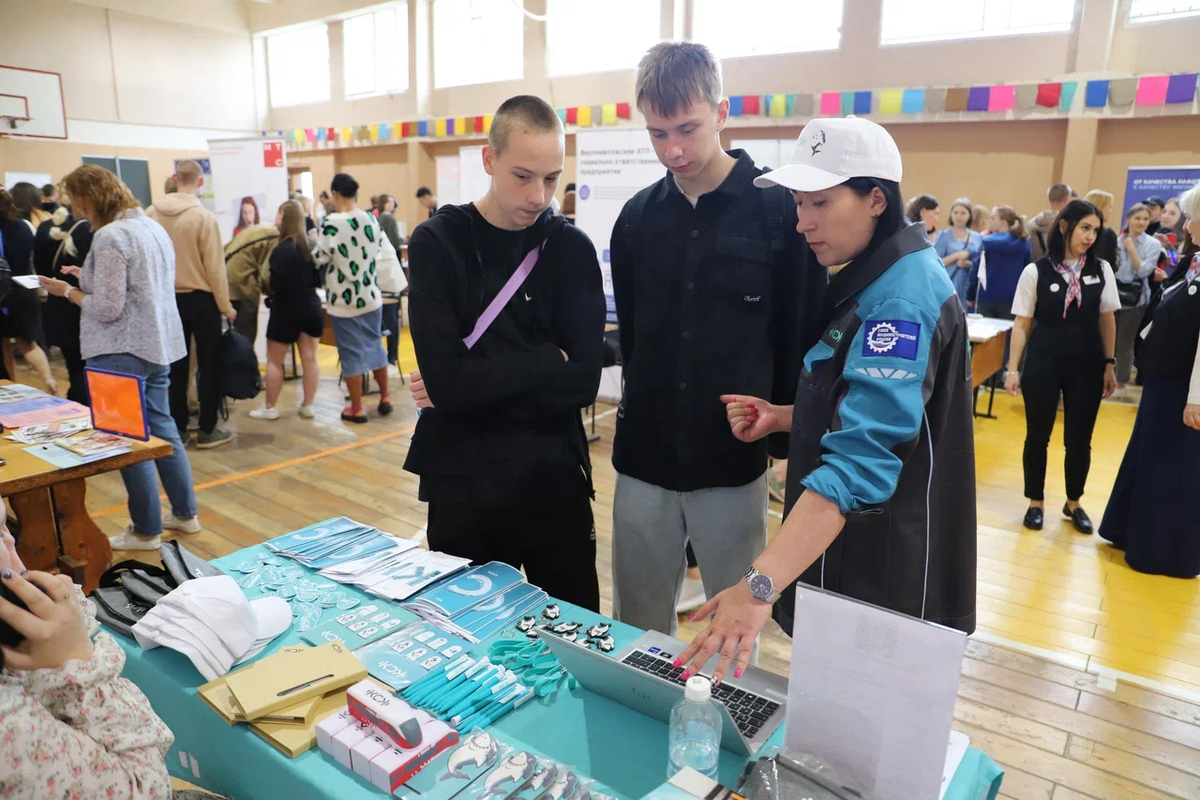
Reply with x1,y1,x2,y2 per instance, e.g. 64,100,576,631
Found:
403,204,605,508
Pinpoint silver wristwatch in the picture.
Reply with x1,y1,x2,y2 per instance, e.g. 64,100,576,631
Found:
743,567,781,604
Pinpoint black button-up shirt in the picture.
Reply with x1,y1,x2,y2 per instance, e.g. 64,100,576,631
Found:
609,150,827,492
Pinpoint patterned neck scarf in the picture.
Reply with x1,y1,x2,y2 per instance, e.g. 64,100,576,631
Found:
1186,253,1200,285
1052,255,1086,319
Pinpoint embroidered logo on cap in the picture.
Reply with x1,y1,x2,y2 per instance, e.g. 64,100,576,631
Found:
862,320,921,360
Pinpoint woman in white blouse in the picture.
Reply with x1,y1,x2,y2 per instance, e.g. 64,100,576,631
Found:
1100,183,1200,577
1004,200,1119,534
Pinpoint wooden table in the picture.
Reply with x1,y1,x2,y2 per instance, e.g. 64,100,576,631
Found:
0,402,172,591
969,326,1011,420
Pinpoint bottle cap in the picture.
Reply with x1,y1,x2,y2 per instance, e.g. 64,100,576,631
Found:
684,675,712,703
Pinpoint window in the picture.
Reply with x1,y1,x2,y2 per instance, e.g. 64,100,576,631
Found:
433,0,523,89
1128,0,1200,24
691,0,843,59
267,24,330,108
879,0,1075,45
344,3,409,99
545,0,660,77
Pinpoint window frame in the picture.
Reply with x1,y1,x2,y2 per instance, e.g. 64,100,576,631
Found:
690,0,844,59
266,22,331,109
544,0,661,77
432,0,524,90
1125,0,1200,26
343,3,410,100
877,0,1077,47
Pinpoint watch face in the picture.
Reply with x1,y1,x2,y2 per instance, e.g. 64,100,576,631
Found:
750,574,773,600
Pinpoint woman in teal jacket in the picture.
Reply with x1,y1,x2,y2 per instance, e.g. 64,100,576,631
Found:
675,118,977,685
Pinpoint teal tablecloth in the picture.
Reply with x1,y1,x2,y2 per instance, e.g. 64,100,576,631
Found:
110,543,1002,800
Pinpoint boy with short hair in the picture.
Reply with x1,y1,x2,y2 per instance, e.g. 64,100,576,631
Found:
609,42,825,637
404,96,605,610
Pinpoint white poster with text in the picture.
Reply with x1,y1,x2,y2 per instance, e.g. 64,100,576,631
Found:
207,138,289,245
574,129,663,320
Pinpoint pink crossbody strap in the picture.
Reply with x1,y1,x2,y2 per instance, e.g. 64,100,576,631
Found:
463,242,543,350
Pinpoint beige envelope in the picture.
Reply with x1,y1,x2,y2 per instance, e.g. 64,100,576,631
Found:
225,641,368,722
250,677,392,758
198,645,315,726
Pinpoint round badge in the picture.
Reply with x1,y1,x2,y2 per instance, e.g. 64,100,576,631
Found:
1190,285,1197,296
1050,283,1060,293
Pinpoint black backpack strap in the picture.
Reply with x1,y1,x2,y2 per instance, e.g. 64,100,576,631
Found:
224,234,278,262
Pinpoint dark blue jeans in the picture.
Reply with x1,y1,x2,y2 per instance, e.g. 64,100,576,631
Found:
87,353,197,536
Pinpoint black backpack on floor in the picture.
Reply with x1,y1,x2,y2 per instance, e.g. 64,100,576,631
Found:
221,326,262,400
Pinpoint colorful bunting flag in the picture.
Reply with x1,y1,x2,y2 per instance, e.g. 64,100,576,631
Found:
602,103,618,125
475,116,485,133
327,127,337,142
1109,78,1138,106
729,96,744,116
967,86,989,112
742,95,761,115
566,107,578,124
401,122,412,138
577,105,593,126
1085,80,1110,108
902,88,925,114
591,105,603,125
616,102,631,119
417,120,428,136
1036,83,1062,108
793,93,814,117
1137,75,1169,105
839,91,855,116
769,94,787,117
784,94,797,116
316,127,326,142
944,88,969,112
556,107,566,122
1058,82,1078,110
435,118,447,136
1166,73,1198,104
818,92,838,115
989,85,1014,112
306,128,316,143
458,117,470,135
880,89,903,115
853,91,872,114
483,115,493,133
1014,85,1038,110
340,126,352,143
925,88,947,113
370,124,380,141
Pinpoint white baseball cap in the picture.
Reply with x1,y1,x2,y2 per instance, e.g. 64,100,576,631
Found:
753,116,903,193
132,576,292,680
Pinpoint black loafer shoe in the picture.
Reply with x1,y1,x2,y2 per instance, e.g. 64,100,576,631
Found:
1064,503,1094,534
1023,506,1044,530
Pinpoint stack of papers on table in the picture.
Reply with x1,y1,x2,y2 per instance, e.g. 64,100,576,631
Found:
404,563,549,643
347,550,472,602
0,395,91,429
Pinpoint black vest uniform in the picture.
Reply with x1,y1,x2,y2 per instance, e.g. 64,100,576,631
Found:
1020,256,1109,502
1023,256,1106,379
1138,271,1200,382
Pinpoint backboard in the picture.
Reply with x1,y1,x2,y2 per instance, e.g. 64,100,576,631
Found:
0,65,67,139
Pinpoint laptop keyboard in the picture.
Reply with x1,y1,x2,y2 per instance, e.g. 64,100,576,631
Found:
619,649,780,739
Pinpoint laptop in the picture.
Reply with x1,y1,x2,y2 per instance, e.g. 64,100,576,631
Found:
542,630,787,758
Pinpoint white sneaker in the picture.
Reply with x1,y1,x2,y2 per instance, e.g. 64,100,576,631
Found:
249,406,280,421
163,513,201,534
109,525,162,551
298,405,315,419
676,577,707,615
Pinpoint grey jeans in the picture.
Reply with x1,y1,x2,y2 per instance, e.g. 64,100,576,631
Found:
612,472,768,644
1114,304,1146,385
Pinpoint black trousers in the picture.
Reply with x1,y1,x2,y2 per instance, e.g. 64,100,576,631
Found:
426,494,600,612
382,302,400,365
169,291,224,436
234,298,259,344
61,344,89,406
1021,367,1104,502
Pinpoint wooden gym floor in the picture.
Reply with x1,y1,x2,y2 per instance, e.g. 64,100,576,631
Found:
16,330,1200,800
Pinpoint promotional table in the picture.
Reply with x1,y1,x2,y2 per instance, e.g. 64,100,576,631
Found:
110,542,1004,800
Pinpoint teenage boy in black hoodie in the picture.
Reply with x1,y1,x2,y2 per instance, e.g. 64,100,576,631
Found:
404,95,605,611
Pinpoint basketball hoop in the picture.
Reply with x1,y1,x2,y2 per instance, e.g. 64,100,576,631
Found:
0,116,29,133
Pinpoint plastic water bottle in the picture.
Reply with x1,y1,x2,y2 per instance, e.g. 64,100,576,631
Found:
668,676,722,780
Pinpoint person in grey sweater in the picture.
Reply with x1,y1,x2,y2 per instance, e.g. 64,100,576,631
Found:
40,165,200,552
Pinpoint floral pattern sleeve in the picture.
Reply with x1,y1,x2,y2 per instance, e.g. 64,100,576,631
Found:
0,589,174,799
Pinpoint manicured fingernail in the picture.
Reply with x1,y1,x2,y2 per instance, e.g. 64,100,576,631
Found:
672,658,683,668
687,613,697,621
0,569,11,579
680,671,691,681
734,668,743,678
713,676,721,687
